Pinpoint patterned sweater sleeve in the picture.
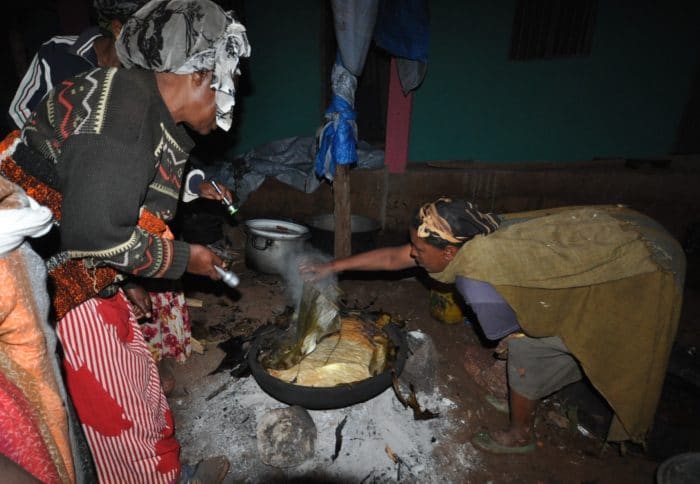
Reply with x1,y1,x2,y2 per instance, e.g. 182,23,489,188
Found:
58,134,190,279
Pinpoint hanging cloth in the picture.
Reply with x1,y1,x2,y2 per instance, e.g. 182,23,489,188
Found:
315,0,379,181
374,0,430,93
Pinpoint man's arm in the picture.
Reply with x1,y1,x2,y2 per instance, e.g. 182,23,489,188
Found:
300,244,415,280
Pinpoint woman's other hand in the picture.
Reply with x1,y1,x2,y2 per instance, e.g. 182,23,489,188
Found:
124,285,152,320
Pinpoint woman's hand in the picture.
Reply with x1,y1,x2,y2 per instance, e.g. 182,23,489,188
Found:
186,244,224,280
298,260,336,282
124,285,152,320
198,180,234,204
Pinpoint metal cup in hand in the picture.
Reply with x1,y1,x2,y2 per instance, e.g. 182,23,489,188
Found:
214,265,240,288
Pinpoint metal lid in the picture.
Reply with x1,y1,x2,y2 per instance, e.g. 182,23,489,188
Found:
245,219,309,240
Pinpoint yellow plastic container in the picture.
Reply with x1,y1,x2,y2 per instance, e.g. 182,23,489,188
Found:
429,288,464,324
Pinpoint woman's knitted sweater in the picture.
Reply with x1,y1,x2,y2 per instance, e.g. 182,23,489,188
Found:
17,67,193,280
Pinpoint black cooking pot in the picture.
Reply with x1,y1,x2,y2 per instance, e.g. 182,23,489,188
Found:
305,214,380,255
248,323,407,410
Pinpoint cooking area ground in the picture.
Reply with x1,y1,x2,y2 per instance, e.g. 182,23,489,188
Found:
169,226,700,483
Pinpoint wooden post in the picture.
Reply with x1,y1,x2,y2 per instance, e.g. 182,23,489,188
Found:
333,164,352,258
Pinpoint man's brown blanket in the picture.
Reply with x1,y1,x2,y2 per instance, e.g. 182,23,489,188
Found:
432,205,685,442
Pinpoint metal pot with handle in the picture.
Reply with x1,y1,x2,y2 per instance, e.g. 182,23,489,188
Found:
244,219,310,275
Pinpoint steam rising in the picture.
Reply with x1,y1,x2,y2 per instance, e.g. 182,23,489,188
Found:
280,247,338,311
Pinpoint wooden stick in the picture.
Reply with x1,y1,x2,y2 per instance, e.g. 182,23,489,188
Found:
334,164,352,258
185,297,203,308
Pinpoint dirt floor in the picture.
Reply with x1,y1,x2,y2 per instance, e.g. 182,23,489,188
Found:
168,226,700,484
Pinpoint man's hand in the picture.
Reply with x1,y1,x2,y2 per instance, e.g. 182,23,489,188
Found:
187,244,224,280
298,261,336,282
124,285,152,320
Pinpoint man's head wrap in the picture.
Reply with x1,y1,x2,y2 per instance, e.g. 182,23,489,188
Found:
115,0,251,131
413,198,500,246
93,0,148,29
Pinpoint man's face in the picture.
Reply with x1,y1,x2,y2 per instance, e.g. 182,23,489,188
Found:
185,71,218,135
408,228,456,273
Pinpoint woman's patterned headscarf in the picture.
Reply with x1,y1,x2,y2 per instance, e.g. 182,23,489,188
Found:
415,197,500,246
115,0,251,131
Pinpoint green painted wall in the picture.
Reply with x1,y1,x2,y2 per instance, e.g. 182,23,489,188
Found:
231,1,322,156
232,1,700,163
410,1,700,162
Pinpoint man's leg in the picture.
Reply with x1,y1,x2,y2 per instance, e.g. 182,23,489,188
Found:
489,389,539,446
474,335,582,452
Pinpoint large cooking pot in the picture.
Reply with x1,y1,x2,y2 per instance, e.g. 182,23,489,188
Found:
305,214,380,255
244,219,310,275
248,323,407,410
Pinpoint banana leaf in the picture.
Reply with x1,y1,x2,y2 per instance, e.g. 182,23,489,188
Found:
262,282,341,370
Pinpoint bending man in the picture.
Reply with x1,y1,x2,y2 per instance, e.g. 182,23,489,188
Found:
302,198,684,454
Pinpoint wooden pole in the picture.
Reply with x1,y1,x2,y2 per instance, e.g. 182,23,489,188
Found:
333,164,352,258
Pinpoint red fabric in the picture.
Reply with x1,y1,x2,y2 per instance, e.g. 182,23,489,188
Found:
65,294,134,438
0,371,61,484
96,293,134,343
58,292,180,483
64,363,133,437
155,410,180,476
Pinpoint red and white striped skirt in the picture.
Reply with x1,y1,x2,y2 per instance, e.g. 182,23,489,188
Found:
57,291,180,483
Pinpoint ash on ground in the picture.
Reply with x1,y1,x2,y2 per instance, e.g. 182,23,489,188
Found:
170,332,481,483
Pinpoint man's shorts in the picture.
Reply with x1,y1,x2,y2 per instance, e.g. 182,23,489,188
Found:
507,335,582,400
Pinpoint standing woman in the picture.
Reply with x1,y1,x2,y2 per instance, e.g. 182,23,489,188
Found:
9,0,198,395
0,0,250,481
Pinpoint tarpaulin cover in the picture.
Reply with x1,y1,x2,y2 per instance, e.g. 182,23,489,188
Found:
215,136,383,206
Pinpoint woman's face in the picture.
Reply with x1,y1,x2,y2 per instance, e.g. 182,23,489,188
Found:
184,71,218,135
408,228,457,273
